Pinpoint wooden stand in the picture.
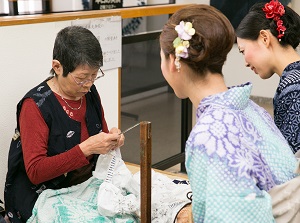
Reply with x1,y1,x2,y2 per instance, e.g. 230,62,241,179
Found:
140,121,151,223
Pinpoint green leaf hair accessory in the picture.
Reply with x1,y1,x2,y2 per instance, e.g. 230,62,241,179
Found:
173,21,196,71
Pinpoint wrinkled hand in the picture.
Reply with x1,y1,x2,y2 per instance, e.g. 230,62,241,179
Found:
109,127,125,148
79,127,125,156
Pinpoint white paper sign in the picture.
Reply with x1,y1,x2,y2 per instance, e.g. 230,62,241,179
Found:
72,16,122,70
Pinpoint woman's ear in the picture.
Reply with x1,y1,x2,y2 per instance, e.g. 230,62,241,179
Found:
169,54,178,73
259,30,271,47
52,60,62,76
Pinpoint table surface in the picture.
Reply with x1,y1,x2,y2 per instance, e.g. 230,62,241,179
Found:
125,162,188,180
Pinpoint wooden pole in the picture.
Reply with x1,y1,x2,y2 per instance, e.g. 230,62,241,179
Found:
140,121,151,223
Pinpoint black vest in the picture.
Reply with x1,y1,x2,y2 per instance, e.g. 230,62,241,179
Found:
4,79,103,222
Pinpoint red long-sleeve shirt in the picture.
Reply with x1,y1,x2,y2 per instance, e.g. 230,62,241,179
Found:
19,93,108,185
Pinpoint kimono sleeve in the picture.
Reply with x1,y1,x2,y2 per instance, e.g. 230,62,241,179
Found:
185,110,275,223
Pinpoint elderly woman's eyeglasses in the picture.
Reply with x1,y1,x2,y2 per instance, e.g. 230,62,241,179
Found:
70,68,105,86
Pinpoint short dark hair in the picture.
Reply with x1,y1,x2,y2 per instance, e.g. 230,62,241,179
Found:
160,4,235,76
236,2,300,48
50,26,103,77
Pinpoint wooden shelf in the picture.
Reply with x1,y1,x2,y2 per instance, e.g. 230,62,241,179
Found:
0,4,194,26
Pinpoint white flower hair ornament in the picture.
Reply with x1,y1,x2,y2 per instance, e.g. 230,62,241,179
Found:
173,21,196,72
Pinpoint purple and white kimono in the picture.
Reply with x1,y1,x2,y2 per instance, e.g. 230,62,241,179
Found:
185,82,298,223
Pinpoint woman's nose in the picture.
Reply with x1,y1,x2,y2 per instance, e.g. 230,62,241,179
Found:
83,80,94,87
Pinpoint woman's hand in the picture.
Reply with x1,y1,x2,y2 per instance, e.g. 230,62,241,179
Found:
176,204,193,223
79,127,125,156
109,127,125,148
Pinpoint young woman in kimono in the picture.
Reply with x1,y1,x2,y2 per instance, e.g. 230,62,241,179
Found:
236,0,300,154
159,4,300,223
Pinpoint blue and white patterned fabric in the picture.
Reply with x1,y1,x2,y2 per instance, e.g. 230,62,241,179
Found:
185,82,298,223
274,60,300,153
27,149,192,223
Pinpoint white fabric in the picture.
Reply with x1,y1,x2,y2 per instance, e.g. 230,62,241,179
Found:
269,175,300,223
93,149,133,188
27,148,191,222
97,182,139,217
94,149,192,222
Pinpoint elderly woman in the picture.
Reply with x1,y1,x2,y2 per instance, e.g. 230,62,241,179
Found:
4,26,124,223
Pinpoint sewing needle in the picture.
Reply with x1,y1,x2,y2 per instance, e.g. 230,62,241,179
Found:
119,123,140,135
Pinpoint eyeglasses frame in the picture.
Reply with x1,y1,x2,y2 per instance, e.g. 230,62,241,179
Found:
70,67,105,86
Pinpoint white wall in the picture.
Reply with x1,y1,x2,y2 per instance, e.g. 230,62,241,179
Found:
224,44,279,97
291,0,300,15
0,21,119,202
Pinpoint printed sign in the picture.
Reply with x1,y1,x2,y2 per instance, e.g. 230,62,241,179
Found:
72,16,122,70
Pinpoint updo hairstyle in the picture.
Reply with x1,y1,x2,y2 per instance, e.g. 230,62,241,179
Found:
236,2,300,49
160,4,235,75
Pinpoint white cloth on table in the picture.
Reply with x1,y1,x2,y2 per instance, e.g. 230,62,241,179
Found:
27,148,191,223
95,149,192,222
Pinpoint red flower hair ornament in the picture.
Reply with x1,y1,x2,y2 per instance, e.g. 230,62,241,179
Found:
263,0,286,41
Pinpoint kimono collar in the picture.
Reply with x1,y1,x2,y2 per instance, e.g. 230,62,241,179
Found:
281,60,300,78
197,82,253,118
